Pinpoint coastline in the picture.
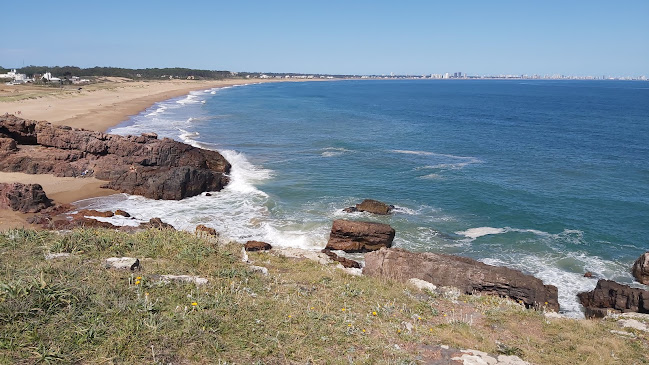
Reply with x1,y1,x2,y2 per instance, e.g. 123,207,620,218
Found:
0,78,278,230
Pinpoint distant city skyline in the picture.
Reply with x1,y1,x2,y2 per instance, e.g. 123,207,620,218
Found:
2,0,648,76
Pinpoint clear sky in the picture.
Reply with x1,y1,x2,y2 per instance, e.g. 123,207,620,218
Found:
2,0,648,76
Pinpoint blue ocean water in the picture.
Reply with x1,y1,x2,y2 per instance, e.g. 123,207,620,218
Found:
82,80,649,316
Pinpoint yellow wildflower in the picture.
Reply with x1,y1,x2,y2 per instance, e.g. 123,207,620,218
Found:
191,302,198,306
136,276,142,280
341,308,346,312
372,311,377,316
135,280,140,285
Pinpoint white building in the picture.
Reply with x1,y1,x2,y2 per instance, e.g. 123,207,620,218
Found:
42,72,61,82
0,69,30,84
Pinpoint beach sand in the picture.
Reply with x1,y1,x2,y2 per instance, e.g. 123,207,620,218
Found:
0,78,276,230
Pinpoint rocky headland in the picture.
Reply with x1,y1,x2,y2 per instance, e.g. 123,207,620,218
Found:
0,114,230,200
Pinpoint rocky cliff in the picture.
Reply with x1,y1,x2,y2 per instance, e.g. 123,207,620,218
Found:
0,114,230,200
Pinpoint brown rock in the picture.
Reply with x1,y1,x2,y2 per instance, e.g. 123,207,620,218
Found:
0,183,53,213
578,279,649,318
321,249,362,269
196,224,218,236
0,115,231,200
139,218,175,230
363,248,560,311
115,209,131,217
0,137,17,153
632,252,649,285
244,240,272,251
326,219,395,253
584,272,594,278
355,199,394,215
76,209,114,217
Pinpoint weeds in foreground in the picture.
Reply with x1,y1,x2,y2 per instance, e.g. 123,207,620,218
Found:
0,228,647,364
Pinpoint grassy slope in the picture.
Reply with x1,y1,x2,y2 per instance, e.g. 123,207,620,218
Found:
0,228,647,364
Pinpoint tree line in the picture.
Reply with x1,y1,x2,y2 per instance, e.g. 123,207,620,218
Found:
1,66,234,80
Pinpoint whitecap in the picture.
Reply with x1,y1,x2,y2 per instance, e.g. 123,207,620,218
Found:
456,227,507,239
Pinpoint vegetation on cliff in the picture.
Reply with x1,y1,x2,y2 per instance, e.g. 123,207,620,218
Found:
0,228,647,364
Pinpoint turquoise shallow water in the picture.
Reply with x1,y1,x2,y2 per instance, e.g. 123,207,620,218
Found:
81,80,649,316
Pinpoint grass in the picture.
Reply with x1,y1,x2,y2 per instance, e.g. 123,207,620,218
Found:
0,228,647,364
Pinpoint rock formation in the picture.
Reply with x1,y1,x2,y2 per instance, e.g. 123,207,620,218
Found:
196,224,218,236
0,183,53,213
363,248,560,311
578,279,649,318
632,252,649,285
244,240,272,251
321,249,362,269
344,199,394,215
0,115,231,200
326,219,395,253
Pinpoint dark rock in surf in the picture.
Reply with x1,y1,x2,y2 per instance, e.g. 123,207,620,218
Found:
326,219,395,253
632,252,649,285
344,199,394,215
244,241,272,251
578,279,649,318
363,248,560,312
139,218,175,230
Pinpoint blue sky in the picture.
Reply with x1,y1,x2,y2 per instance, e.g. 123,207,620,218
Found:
2,0,648,76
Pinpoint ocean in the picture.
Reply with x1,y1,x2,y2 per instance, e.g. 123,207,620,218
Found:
78,79,649,317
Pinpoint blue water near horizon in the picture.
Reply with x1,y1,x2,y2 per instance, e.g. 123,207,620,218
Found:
80,79,649,316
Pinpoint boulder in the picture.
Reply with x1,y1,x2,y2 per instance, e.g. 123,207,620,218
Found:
355,199,394,215
0,183,53,213
196,224,218,236
363,248,559,311
245,240,272,251
139,218,175,230
632,252,649,285
321,248,362,269
0,115,231,200
325,219,395,253
104,257,140,270
115,209,131,217
578,279,649,318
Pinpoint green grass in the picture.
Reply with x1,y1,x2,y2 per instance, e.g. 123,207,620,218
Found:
1,228,647,364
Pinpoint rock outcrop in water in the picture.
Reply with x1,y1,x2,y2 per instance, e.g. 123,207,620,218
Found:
343,199,394,215
578,279,649,318
0,114,230,200
632,252,649,285
0,183,53,213
326,219,395,253
363,248,560,312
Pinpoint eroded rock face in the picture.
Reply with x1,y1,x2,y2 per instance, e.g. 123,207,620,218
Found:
0,115,231,200
363,248,560,311
0,183,53,213
632,252,649,285
326,219,395,253
578,279,649,318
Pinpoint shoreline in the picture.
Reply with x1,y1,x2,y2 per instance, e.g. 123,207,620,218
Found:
0,78,281,230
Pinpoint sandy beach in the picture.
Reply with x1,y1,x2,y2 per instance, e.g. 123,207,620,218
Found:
0,78,276,229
